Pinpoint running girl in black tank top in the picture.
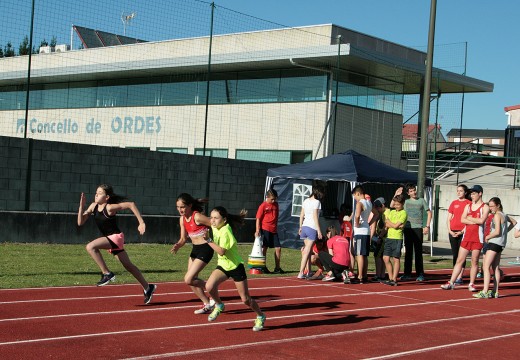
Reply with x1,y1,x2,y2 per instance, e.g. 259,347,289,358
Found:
78,184,156,304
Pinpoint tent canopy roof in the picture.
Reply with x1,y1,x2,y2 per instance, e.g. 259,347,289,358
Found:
267,150,431,185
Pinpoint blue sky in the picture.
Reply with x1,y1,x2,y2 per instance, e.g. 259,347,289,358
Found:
216,0,519,131
2,0,517,131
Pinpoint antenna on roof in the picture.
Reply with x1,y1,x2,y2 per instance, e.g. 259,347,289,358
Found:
121,11,136,36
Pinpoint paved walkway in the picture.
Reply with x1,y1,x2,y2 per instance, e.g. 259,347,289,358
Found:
424,241,520,267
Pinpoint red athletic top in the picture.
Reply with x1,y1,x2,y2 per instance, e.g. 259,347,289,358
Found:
327,235,350,267
256,201,279,233
448,199,471,231
462,203,485,243
183,211,208,238
340,221,353,240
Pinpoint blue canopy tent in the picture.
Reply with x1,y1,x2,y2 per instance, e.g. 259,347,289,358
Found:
265,150,432,248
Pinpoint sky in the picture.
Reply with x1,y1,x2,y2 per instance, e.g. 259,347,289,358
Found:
2,0,518,131
215,0,519,131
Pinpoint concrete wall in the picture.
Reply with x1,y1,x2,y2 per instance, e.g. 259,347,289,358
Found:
435,184,520,250
0,136,271,243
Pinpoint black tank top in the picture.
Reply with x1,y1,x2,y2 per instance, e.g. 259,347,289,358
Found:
93,205,121,236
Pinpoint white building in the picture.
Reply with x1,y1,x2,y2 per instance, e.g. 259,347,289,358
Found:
0,24,492,166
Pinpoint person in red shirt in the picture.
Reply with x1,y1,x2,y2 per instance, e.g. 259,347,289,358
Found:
446,184,471,285
255,189,283,273
319,226,351,281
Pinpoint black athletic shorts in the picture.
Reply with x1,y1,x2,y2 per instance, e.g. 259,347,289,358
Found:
261,229,281,248
216,263,247,282
190,243,214,264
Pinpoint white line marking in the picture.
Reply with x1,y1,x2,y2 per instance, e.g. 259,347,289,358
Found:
363,332,520,359
121,310,520,359
0,287,442,322
2,297,519,346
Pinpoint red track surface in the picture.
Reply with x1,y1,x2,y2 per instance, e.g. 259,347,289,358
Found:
2,268,520,359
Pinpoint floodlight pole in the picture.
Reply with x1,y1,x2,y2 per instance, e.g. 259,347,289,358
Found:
417,0,437,198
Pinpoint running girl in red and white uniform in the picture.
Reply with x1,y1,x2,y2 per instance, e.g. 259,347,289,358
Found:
441,185,489,291
171,193,214,314
77,184,156,304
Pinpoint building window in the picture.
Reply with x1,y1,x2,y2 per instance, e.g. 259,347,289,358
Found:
157,148,188,154
292,183,312,217
235,150,312,164
194,148,229,158
491,139,500,145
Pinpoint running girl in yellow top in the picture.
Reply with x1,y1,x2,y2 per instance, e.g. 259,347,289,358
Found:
205,206,266,331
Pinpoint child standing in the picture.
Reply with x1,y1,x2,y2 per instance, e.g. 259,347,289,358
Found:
351,185,372,283
473,197,514,299
77,184,156,304
170,193,215,315
371,197,388,282
255,189,283,273
205,207,266,331
298,185,325,279
382,194,407,286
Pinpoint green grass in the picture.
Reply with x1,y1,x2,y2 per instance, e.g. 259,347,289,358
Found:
0,243,452,289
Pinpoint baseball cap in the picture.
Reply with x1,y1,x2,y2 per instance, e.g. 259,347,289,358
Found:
373,197,385,208
469,185,483,193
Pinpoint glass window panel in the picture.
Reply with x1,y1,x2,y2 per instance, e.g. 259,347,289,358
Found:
235,150,291,164
68,82,97,108
97,85,128,107
236,77,280,103
194,148,228,158
161,81,199,105
157,148,188,154
128,83,161,106
279,76,326,102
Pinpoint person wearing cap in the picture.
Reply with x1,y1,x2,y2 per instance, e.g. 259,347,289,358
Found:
370,197,388,282
441,185,489,291
400,184,432,282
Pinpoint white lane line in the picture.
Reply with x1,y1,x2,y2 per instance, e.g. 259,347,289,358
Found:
0,284,319,305
363,332,520,359
2,298,519,346
121,309,520,360
0,287,442,322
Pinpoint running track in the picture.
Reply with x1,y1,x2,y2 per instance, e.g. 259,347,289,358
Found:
2,268,520,359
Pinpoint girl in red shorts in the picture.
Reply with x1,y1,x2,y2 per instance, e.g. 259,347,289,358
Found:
78,184,156,304
441,185,489,291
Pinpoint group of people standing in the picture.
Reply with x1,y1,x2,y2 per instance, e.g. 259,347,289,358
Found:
443,184,519,298
299,183,432,287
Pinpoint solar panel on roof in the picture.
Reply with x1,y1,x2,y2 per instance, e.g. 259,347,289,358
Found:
73,25,147,48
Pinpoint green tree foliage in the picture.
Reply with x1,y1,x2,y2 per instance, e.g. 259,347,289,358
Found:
4,42,15,57
19,35,30,56
50,36,57,47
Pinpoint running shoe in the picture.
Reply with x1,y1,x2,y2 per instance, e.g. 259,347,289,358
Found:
253,314,266,331
262,267,271,274
194,302,215,314
440,282,454,290
476,272,483,279
473,290,492,299
308,270,323,280
468,283,477,292
399,274,412,281
322,275,336,282
454,278,464,286
96,272,115,286
272,268,285,274
490,291,499,299
297,272,306,279
143,284,157,304
382,280,397,286
208,303,225,322
416,274,426,282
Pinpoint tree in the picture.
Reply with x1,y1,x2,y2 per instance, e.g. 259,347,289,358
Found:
50,36,57,47
0,46,4,58
19,35,30,56
4,42,15,57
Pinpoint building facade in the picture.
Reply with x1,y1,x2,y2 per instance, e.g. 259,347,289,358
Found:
0,24,492,167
